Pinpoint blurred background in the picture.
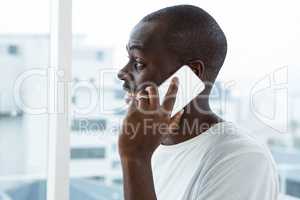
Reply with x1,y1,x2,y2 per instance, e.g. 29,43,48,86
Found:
0,0,299,199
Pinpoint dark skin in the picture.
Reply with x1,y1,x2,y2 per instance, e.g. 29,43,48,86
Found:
117,20,223,200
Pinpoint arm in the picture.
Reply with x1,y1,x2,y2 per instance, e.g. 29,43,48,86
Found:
121,157,157,200
118,78,182,200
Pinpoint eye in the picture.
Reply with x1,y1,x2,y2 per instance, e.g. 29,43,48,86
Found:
133,57,145,71
134,61,145,71
126,55,146,71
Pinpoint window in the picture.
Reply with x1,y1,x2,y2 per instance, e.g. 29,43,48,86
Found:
0,0,50,199
70,1,300,199
89,176,105,182
0,1,299,200
111,161,121,169
112,178,123,185
71,147,106,159
96,51,104,61
71,118,106,132
7,45,19,55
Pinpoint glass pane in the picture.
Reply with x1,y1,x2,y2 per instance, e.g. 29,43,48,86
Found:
71,0,300,199
0,0,50,199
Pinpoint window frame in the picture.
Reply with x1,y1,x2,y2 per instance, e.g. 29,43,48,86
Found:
47,0,72,200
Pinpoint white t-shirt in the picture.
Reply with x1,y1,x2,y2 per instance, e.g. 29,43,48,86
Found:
151,122,279,200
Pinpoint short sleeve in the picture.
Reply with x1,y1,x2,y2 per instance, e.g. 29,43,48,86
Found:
194,152,279,200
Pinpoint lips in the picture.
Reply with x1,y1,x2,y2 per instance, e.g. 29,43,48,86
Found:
123,82,133,92
124,91,136,104
122,82,131,92
122,82,135,104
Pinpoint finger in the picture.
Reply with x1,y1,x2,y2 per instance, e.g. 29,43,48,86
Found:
125,92,134,105
161,77,179,116
170,109,184,124
136,90,149,110
145,86,159,109
128,96,138,114
169,109,184,133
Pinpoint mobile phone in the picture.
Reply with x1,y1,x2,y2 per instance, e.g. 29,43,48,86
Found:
158,65,205,117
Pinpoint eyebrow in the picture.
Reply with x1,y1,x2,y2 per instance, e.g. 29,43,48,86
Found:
126,43,145,51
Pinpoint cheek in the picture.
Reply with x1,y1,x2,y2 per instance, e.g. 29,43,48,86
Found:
135,68,161,89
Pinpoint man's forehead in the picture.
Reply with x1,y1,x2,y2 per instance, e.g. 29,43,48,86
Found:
128,21,165,50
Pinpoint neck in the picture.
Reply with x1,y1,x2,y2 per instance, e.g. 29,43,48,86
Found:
161,95,223,145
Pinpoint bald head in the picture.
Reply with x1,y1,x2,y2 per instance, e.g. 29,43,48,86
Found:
140,5,227,82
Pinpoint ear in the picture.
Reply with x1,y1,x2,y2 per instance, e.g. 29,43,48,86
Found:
187,60,204,78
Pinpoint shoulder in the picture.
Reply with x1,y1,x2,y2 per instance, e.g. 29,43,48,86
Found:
197,123,279,198
202,122,277,171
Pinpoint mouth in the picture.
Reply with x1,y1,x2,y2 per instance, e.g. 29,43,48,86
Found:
122,82,131,92
122,82,135,104
122,82,135,93
124,91,136,105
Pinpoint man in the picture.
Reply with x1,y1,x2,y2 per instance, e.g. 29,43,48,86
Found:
117,5,279,200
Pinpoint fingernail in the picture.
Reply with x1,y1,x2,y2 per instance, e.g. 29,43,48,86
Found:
145,86,152,92
172,77,179,84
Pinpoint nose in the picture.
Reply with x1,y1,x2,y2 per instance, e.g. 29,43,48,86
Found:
117,68,131,82
117,70,126,81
